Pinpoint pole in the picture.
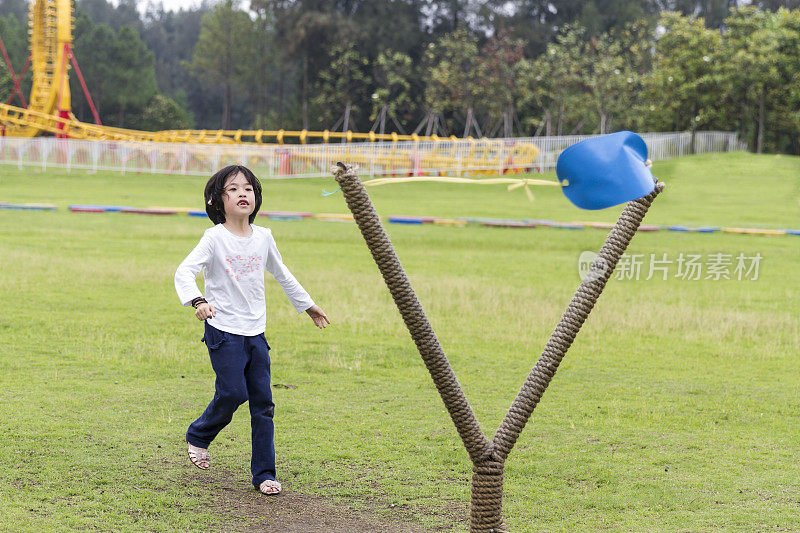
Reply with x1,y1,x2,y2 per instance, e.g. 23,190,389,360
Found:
0,36,28,107
67,45,102,125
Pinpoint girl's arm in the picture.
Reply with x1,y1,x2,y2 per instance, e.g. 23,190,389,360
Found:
174,233,214,307
264,232,315,313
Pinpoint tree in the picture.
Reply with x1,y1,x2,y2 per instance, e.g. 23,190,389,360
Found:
426,0,484,33
724,7,783,153
581,32,642,134
0,0,29,24
126,93,193,131
77,0,143,33
0,61,11,102
253,1,361,130
71,16,117,121
142,6,202,98
110,26,158,126
71,15,157,126
722,7,800,153
187,0,255,129
575,0,657,36
643,12,724,148
370,50,416,132
249,0,297,128
347,0,429,58
520,28,584,136
291,11,358,130
140,5,230,129
312,44,370,131
659,0,736,28
423,29,480,135
520,24,627,136
482,0,660,57
771,8,800,153
245,0,275,129
0,13,29,104
473,32,526,136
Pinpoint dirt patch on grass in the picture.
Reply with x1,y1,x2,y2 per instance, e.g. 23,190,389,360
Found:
185,467,454,532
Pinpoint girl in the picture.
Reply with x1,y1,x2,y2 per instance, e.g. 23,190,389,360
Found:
175,165,329,496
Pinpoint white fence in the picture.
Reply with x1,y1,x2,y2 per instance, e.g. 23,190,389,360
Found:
533,131,743,171
0,131,741,178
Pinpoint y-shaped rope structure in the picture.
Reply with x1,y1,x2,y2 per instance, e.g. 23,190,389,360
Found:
332,163,664,532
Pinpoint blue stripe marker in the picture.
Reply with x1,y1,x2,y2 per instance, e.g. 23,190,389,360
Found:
552,223,583,230
523,219,555,226
1,204,56,211
388,217,423,225
69,204,133,212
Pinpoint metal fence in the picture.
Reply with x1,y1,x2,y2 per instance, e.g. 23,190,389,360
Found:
533,131,743,171
0,131,741,178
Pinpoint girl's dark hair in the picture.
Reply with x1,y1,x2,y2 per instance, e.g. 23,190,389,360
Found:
204,165,262,224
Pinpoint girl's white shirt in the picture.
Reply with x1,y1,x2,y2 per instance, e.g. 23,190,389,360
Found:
175,224,314,336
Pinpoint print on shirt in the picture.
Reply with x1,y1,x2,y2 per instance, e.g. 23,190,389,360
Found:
224,253,264,281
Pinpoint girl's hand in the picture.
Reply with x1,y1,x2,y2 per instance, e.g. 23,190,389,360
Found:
195,302,216,321
306,305,330,329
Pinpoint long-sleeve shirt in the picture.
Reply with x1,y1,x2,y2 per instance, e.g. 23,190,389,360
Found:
175,224,314,336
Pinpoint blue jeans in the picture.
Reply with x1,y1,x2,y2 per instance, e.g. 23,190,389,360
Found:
186,321,276,487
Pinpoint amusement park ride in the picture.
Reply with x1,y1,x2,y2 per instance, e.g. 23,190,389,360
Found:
0,0,539,174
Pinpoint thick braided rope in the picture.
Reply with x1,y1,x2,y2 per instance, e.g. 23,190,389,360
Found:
471,458,507,532
333,163,492,463
332,162,663,532
493,182,665,460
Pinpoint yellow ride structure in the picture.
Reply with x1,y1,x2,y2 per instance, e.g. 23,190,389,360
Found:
0,0,539,174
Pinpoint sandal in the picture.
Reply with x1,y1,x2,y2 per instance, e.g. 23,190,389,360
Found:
187,443,210,470
259,479,282,495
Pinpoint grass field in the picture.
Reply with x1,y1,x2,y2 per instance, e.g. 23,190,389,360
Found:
0,151,798,531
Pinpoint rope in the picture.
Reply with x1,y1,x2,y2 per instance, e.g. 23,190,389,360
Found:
361,176,559,203
470,458,507,532
332,162,492,464
331,162,664,532
362,176,560,187
493,181,665,460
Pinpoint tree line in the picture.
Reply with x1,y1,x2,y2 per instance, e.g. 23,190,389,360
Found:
0,0,798,153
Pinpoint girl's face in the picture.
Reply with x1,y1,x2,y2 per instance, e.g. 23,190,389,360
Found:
221,172,256,220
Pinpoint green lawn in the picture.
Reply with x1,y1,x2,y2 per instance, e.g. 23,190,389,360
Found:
0,151,798,531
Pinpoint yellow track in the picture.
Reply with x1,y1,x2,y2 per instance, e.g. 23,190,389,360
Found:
0,0,540,173
2,0,71,136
